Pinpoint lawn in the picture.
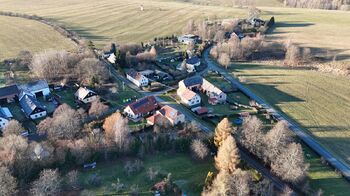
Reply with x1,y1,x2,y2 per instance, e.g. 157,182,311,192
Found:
229,63,350,166
1,0,349,60
303,144,350,195
0,15,76,61
78,153,215,195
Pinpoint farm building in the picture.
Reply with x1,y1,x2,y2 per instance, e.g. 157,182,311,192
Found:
178,34,200,44
123,96,158,120
19,92,47,120
147,105,185,126
126,69,149,87
75,87,98,104
0,85,19,104
19,80,50,99
178,76,226,105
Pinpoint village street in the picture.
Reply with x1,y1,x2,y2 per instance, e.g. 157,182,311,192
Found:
100,57,290,192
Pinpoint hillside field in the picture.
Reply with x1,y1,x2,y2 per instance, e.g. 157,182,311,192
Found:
0,0,349,61
0,15,76,61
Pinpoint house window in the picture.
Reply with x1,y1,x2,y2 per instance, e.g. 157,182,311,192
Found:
35,115,38,118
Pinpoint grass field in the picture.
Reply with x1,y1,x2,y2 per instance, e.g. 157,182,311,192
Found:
229,63,350,165
0,15,76,61
0,0,349,61
79,153,215,195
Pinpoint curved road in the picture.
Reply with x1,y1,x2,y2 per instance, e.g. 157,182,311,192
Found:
203,49,350,181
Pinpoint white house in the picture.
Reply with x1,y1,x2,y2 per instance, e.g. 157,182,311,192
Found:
178,34,200,44
123,96,158,120
0,107,12,129
74,87,98,104
19,80,50,99
178,76,226,106
186,56,201,67
177,87,201,107
107,53,116,64
19,92,47,120
126,69,149,87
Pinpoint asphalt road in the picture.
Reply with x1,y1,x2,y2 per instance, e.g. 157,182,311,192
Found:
202,49,350,181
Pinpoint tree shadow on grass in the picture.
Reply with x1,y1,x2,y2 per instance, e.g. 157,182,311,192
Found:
245,83,305,104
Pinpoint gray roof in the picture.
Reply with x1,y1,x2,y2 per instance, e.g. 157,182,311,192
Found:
0,108,7,119
182,76,203,87
19,80,49,93
186,56,200,65
0,85,19,98
19,93,45,116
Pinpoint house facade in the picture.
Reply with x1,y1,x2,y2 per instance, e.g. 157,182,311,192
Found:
177,87,201,107
126,69,149,87
75,87,98,104
19,93,47,120
0,108,10,129
124,96,158,120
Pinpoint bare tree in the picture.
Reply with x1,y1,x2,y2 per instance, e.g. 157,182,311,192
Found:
214,118,235,147
265,121,293,161
76,58,109,85
214,30,226,43
218,53,231,69
30,169,61,196
37,104,83,141
88,99,109,117
0,134,28,168
202,169,251,196
2,120,24,137
191,139,209,160
215,136,240,174
103,112,131,151
66,170,79,189
147,167,159,181
271,142,308,184
240,115,265,159
285,42,302,65
30,50,69,82
0,166,17,196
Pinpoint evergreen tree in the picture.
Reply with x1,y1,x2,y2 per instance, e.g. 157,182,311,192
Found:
214,118,235,147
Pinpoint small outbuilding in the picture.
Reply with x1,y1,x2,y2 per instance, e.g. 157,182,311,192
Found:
75,87,98,104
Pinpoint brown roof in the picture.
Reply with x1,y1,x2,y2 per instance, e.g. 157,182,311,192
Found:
127,96,158,115
146,113,162,125
178,87,197,100
158,105,182,121
127,69,143,81
196,107,208,115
